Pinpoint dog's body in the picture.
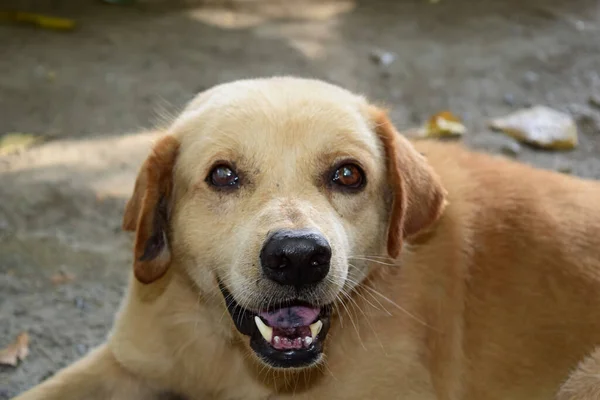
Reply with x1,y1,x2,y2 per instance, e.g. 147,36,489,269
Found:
13,78,600,400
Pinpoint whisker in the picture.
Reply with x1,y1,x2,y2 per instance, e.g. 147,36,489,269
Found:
321,358,337,381
336,290,366,350
345,265,393,316
361,284,437,331
349,254,395,261
340,286,386,353
348,256,397,266
341,277,388,315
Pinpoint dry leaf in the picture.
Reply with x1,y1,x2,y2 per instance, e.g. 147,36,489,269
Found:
0,12,76,31
426,111,466,137
489,106,578,150
51,271,75,285
415,111,466,138
0,132,44,155
0,332,30,366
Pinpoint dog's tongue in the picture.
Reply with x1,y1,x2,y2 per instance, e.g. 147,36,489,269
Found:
258,306,320,328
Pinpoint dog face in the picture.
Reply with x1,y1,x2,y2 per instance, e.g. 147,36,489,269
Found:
123,78,446,369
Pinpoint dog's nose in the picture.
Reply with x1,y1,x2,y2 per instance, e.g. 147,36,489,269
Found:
260,229,331,286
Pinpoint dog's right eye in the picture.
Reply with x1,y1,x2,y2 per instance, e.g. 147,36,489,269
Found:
330,163,365,192
207,164,240,189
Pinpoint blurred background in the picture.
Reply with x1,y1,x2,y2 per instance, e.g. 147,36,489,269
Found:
1,0,599,397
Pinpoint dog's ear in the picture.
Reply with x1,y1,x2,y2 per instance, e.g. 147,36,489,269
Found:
122,135,180,284
370,107,447,258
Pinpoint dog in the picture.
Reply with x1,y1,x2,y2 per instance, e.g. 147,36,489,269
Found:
13,77,600,400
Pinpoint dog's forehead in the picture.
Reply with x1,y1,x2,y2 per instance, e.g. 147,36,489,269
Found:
171,78,378,149
170,78,385,187
179,77,366,118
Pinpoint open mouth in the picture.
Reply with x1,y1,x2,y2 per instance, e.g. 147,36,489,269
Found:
218,281,331,368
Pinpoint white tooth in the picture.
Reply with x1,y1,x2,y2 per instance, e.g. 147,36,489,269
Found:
304,336,313,346
254,316,273,343
274,336,281,345
309,320,323,339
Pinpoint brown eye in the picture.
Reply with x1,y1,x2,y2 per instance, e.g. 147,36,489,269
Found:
208,164,239,188
331,163,365,190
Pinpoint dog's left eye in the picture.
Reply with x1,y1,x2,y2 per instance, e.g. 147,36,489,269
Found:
208,164,239,188
331,163,365,190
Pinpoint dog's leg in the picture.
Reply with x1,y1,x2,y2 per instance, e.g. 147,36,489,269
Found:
13,344,157,400
556,346,600,400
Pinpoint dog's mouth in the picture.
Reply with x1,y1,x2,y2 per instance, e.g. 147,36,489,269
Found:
218,281,332,368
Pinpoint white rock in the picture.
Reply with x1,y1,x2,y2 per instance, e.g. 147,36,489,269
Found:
489,106,578,150
369,49,396,67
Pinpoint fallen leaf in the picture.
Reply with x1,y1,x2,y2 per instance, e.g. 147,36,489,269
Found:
51,271,75,285
421,111,466,138
0,133,44,155
489,106,578,150
0,12,76,31
0,332,30,367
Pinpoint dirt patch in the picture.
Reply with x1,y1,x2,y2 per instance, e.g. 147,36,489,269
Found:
1,0,600,397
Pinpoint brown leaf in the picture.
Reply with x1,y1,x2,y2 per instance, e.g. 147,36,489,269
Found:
423,111,466,138
51,271,75,285
0,332,30,366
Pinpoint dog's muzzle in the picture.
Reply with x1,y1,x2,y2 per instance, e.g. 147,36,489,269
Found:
218,281,332,369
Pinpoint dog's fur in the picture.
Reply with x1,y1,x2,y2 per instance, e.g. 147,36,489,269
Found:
13,77,600,400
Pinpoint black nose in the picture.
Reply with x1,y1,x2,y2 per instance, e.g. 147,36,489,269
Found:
260,229,331,287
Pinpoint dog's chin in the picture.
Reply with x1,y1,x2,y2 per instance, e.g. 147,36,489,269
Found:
218,281,332,369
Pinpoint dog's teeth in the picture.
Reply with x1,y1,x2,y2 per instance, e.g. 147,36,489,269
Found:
304,336,313,346
309,320,323,339
274,336,281,345
254,316,273,343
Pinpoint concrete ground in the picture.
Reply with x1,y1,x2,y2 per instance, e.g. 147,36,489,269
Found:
1,0,600,397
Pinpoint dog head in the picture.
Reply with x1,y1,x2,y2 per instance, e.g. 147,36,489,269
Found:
123,77,446,369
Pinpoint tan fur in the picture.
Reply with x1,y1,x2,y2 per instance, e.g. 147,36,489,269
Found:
123,135,179,284
371,106,447,257
13,77,600,400
558,346,600,400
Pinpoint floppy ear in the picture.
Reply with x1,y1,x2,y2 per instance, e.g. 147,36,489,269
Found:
371,107,447,258
122,135,180,284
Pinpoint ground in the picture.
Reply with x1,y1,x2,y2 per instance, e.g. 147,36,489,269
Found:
1,0,600,397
